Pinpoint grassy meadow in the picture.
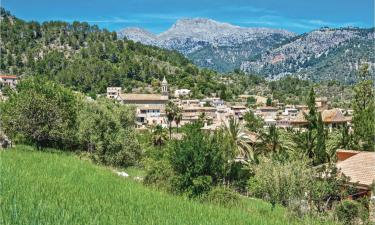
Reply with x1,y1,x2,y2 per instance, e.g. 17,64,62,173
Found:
0,146,335,225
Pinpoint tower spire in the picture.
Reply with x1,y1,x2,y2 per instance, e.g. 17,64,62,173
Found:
161,76,168,96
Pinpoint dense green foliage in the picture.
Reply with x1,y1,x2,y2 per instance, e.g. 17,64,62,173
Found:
334,200,361,225
168,123,230,197
77,98,141,167
145,123,232,196
249,158,312,209
0,146,336,225
0,8,221,97
0,77,78,149
0,77,140,167
352,64,375,151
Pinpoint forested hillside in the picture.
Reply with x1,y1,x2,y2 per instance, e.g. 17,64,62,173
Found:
0,8,221,96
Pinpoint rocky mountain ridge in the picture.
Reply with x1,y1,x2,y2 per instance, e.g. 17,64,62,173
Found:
118,18,295,71
119,18,375,82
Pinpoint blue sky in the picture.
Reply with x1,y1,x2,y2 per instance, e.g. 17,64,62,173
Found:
2,0,374,33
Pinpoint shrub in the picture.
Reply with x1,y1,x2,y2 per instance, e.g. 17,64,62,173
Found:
188,176,213,198
0,77,79,150
143,158,174,191
166,122,229,197
248,157,312,209
77,98,141,167
334,200,360,225
202,187,241,207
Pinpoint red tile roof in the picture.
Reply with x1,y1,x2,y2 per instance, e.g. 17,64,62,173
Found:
0,75,17,79
336,151,375,187
119,93,168,101
322,108,347,123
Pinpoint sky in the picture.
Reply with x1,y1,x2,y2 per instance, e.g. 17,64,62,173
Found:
2,0,374,34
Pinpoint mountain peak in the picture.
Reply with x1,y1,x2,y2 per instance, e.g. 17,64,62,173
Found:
118,27,157,45
172,18,238,29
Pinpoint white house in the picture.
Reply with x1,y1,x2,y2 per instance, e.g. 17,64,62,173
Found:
0,75,18,88
174,89,191,98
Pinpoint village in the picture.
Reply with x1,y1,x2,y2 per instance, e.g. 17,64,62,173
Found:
105,77,375,214
106,77,352,132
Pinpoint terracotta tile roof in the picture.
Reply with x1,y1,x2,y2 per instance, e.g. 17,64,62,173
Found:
291,110,309,124
119,93,168,101
0,75,17,79
336,151,375,187
322,108,347,123
138,105,165,110
337,149,362,154
183,106,201,111
231,105,247,109
203,107,216,111
336,149,362,161
182,112,200,117
316,97,328,102
258,106,278,110
296,105,308,109
291,108,349,124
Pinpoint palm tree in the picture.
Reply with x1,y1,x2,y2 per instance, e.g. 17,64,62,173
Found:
223,117,253,161
175,109,182,133
151,125,167,148
258,125,286,159
266,125,281,153
198,112,207,124
165,101,176,139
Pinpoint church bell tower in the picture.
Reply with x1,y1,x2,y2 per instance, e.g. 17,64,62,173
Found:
161,76,168,96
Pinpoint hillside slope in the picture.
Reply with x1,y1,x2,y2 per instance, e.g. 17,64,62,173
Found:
0,146,335,225
241,28,375,82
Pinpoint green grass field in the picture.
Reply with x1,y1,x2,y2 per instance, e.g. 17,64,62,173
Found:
0,146,336,225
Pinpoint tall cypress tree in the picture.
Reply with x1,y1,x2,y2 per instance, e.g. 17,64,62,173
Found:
315,113,327,164
304,87,318,159
306,87,318,129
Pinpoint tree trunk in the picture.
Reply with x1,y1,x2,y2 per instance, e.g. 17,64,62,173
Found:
169,123,172,140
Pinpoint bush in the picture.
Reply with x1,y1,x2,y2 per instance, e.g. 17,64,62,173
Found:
188,176,213,198
202,187,241,207
334,200,360,225
167,122,229,197
0,77,79,150
143,158,174,191
248,157,312,209
77,98,141,167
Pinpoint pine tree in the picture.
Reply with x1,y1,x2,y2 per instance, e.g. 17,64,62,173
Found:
266,97,272,106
